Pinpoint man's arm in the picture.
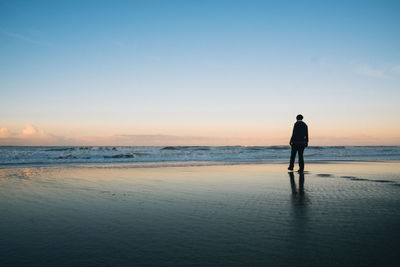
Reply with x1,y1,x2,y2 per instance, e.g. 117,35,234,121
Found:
305,125,309,146
289,124,295,145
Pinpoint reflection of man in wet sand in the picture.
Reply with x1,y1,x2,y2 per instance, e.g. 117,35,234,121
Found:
288,114,308,172
288,171,304,197
288,172,308,220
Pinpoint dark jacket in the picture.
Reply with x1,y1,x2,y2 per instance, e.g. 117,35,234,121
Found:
290,121,308,145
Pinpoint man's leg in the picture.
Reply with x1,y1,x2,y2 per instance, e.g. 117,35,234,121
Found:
289,145,297,170
298,145,305,171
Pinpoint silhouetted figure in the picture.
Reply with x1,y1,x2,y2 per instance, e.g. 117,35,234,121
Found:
288,114,308,172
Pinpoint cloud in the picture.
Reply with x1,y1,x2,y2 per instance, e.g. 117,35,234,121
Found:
77,134,216,146
0,128,12,138
356,64,385,78
0,29,52,47
0,125,228,146
0,124,72,146
18,124,48,138
0,125,283,146
310,134,400,146
1,124,399,146
356,63,400,79
391,65,400,75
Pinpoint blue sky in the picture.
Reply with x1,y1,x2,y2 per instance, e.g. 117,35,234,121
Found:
0,0,399,145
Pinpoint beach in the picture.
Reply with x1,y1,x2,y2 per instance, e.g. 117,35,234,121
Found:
0,161,399,266
2,0,399,265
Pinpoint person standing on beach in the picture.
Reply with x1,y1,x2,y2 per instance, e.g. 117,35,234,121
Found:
288,114,308,172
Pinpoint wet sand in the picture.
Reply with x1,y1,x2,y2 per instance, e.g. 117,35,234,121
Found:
0,161,399,266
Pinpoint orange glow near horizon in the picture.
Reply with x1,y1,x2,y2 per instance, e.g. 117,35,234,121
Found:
0,123,399,146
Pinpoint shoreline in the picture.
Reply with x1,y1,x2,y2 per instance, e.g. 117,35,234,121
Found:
1,159,400,170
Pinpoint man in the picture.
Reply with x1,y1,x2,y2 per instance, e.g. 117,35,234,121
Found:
288,114,308,172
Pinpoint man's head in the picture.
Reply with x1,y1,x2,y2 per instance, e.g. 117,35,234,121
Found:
296,114,303,120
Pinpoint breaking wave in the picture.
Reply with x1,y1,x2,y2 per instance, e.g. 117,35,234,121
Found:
0,146,399,168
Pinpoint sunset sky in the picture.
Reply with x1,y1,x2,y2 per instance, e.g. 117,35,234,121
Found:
1,0,399,145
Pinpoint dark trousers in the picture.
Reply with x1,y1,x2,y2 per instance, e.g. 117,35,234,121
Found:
289,144,306,170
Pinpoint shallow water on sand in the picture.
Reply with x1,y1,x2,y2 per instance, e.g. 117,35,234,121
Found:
0,162,399,266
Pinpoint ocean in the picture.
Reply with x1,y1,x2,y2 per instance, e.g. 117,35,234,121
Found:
0,146,399,168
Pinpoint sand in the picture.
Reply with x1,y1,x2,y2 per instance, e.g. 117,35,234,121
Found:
0,161,399,266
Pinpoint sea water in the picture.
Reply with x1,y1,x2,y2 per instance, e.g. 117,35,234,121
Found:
0,146,399,167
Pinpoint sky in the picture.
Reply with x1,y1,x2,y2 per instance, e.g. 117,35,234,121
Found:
0,0,399,145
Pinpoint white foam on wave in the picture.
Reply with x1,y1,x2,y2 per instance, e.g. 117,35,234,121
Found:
0,146,399,167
